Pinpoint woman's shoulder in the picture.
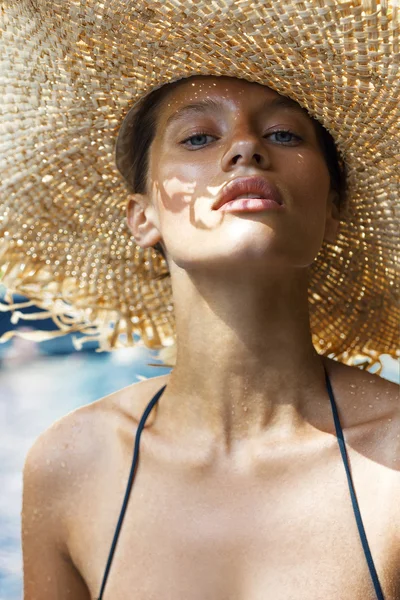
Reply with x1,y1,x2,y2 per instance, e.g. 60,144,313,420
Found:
324,355,399,423
325,357,399,476
22,375,168,521
24,373,171,479
20,374,170,590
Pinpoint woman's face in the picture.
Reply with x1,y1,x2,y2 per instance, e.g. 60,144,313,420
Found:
129,76,339,274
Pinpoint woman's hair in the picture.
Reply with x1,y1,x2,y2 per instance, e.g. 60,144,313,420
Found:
125,78,348,275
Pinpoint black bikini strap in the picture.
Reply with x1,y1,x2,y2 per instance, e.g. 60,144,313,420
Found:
97,384,167,600
323,365,384,600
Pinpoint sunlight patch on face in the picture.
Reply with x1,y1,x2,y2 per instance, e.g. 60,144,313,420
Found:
194,194,224,228
206,182,225,200
162,177,197,198
197,183,231,227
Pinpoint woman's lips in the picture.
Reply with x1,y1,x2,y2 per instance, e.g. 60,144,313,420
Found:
212,176,284,211
218,197,284,212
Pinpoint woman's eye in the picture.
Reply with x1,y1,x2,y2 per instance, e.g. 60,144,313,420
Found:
180,129,300,149
267,130,301,144
181,133,217,148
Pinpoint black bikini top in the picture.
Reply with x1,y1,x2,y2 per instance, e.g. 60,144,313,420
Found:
97,366,385,599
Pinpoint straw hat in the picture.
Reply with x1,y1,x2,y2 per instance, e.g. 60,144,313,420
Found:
0,0,399,371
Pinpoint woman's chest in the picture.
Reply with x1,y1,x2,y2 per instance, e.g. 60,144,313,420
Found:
66,441,399,600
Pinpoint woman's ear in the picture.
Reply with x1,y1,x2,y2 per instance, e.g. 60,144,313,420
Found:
126,193,162,248
324,190,341,244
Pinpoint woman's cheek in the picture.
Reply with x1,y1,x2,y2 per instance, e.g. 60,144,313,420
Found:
289,155,330,207
153,153,216,211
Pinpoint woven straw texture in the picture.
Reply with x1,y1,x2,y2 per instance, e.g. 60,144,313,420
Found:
0,0,399,369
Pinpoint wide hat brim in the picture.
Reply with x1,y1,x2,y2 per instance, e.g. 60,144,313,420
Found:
0,0,399,368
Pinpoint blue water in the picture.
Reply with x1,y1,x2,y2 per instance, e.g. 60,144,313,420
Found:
0,348,397,600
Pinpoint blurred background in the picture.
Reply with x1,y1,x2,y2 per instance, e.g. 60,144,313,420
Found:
0,287,398,600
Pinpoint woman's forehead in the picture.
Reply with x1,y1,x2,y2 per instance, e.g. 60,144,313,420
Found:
162,75,282,107
156,75,308,124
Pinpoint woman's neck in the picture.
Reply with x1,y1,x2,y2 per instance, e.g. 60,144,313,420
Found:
154,264,331,453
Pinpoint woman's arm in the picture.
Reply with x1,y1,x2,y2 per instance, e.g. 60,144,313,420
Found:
22,433,91,600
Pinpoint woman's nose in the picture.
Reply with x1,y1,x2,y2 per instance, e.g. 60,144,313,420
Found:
221,134,271,172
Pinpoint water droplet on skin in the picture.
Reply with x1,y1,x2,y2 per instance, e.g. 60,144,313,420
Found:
350,391,355,395
61,461,66,468
369,404,373,408
353,405,357,409
350,384,356,388
388,418,392,422
243,407,248,412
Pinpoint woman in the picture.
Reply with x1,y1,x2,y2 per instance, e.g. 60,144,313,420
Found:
1,1,398,599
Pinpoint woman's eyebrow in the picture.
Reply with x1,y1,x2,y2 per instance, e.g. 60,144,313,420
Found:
164,98,224,128
164,94,308,130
